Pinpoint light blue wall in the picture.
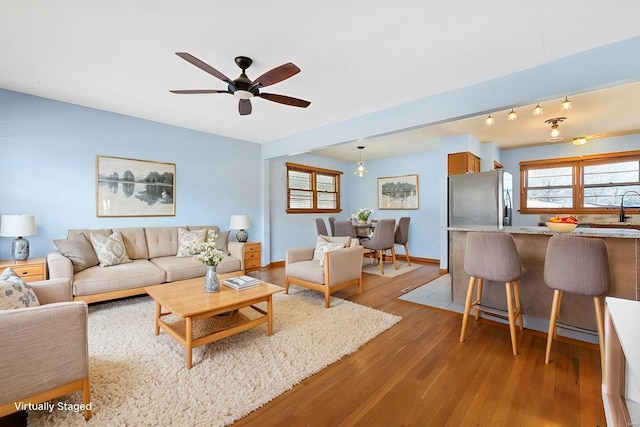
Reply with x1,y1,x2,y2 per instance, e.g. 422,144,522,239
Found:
0,89,262,260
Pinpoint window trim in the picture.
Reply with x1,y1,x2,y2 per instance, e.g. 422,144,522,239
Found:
519,150,640,214
286,162,343,214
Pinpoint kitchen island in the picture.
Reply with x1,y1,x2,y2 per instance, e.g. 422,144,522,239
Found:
444,225,640,342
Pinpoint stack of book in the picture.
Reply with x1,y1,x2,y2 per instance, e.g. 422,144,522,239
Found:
222,275,260,290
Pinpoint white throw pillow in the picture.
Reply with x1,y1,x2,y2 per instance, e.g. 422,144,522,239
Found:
312,236,345,267
176,227,207,257
90,231,133,267
0,268,40,310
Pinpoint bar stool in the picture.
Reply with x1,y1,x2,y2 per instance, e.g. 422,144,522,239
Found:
543,235,610,372
460,232,526,355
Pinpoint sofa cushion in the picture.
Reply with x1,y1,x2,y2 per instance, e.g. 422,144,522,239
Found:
313,236,346,267
113,227,149,260
0,268,40,309
72,260,166,296
90,231,133,267
286,260,325,285
152,253,241,281
145,227,178,259
53,233,100,273
207,229,231,255
176,227,207,257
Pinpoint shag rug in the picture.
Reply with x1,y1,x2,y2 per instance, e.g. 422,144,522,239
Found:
27,288,401,427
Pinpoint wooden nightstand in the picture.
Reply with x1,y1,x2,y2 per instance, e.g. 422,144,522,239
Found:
0,257,47,282
243,242,261,273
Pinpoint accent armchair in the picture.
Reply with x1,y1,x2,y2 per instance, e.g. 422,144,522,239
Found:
0,278,91,421
285,236,364,308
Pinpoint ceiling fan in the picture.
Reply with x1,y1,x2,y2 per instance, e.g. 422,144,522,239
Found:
170,52,311,116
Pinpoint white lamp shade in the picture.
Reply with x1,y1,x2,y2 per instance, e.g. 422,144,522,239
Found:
229,215,250,230
0,214,37,237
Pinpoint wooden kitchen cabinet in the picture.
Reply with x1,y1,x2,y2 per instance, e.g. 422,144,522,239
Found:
0,257,47,282
448,151,481,175
243,242,261,273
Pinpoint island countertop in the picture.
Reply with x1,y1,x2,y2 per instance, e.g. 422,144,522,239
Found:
443,225,640,239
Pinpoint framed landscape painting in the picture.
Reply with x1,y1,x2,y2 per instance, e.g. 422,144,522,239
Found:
377,174,419,210
96,155,176,217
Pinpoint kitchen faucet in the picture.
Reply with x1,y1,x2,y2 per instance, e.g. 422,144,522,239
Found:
620,190,640,222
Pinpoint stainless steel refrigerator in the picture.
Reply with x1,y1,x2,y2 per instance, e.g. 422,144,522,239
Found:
448,169,513,228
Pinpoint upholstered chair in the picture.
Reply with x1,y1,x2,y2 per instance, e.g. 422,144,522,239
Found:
285,235,363,308
361,219,397,275
0,278,91,420
328,217,336,236
394,217,411,265
315,218,328,236
543,235,610,377
460,232,526,355
334,221,356,238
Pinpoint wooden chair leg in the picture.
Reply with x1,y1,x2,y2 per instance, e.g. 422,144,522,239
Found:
391,246,398,270
505,281,519,355
513,280,524,331
284,277,290,294
460,276,477,342
594,296,606,383
545,289,562,364
378,250,384,275
404,244,411,266
82,376,92,420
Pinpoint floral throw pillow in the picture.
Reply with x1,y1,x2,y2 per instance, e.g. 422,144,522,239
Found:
90,231,133,267
176,227,207,258
312,236,345,267
0,268,40,310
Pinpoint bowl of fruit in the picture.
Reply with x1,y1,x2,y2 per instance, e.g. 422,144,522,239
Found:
545,215,579,233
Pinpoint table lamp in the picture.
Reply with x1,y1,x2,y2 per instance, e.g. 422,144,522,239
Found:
0,214,37,261
229,215,250,242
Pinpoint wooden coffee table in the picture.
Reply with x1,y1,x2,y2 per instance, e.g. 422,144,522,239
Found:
145,273,283,369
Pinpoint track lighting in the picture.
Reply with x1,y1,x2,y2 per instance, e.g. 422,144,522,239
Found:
561,97,572,110
533,103,543,116
354,146,367,177
485,114,494,126
507,109,518,121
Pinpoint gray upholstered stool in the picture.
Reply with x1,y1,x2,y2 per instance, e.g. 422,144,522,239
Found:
460,232,526,355
543,235,610,370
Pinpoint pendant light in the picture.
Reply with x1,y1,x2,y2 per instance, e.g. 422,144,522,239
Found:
354,146,367,177
507,109,518,121
573,136,587,146
545,117,566,142
561,97,572,110
484,114,495,126
533,103,543,116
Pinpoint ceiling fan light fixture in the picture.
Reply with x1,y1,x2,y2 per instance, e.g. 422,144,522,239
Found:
485,114,495,126
561,97,573,110
573,136,587,145
533,103,543,116
354,146,367,177
544,117,566,142
234,90,253,99
550,124,560,138
507,109,518,121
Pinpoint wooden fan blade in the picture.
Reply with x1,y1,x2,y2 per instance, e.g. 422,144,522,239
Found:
249,63,300,90
170,90,231,94
239,99,252,115
259,93,310,108
175,52,233,85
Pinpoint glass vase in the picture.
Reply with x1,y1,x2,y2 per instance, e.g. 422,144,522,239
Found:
204,265,220,293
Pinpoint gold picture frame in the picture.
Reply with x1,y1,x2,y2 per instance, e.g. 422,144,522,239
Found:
96,155,176,217
377,174,419,210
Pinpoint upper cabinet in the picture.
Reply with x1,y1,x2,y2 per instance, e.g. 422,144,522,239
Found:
448,151,481,175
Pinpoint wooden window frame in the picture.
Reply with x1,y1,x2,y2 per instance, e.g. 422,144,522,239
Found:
520,150,640,215
286,162,342,214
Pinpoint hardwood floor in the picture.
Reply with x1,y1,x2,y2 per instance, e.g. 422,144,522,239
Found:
0,263,605,426
234,263,606,427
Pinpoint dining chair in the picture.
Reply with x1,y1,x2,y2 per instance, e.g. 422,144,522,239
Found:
361,219,397,275
315,218,328,236
334,221,356,238
394,217,411,265
328,217,336,236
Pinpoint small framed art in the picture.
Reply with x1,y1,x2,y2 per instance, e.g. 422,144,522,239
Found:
377,174,419,210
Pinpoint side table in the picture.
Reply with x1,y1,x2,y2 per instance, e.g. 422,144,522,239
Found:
243,242,261,273
0,257,47,282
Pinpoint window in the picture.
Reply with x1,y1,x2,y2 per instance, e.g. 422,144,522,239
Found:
520,150,640,214
286,162,342,213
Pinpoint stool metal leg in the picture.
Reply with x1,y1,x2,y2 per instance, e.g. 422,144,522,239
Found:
545,289,563,364
474,279,483,321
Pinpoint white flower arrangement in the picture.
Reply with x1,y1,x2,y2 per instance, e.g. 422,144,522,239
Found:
357,208,374,222
189,239,225,267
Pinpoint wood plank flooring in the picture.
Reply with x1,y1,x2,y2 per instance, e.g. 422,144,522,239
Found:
234,263,606,427
0,263,606,427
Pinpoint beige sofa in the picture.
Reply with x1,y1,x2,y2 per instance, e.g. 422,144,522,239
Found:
47,226,247,303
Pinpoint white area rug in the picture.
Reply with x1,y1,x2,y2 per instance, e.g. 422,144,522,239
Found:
361,259,421,277
27,289,401,427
